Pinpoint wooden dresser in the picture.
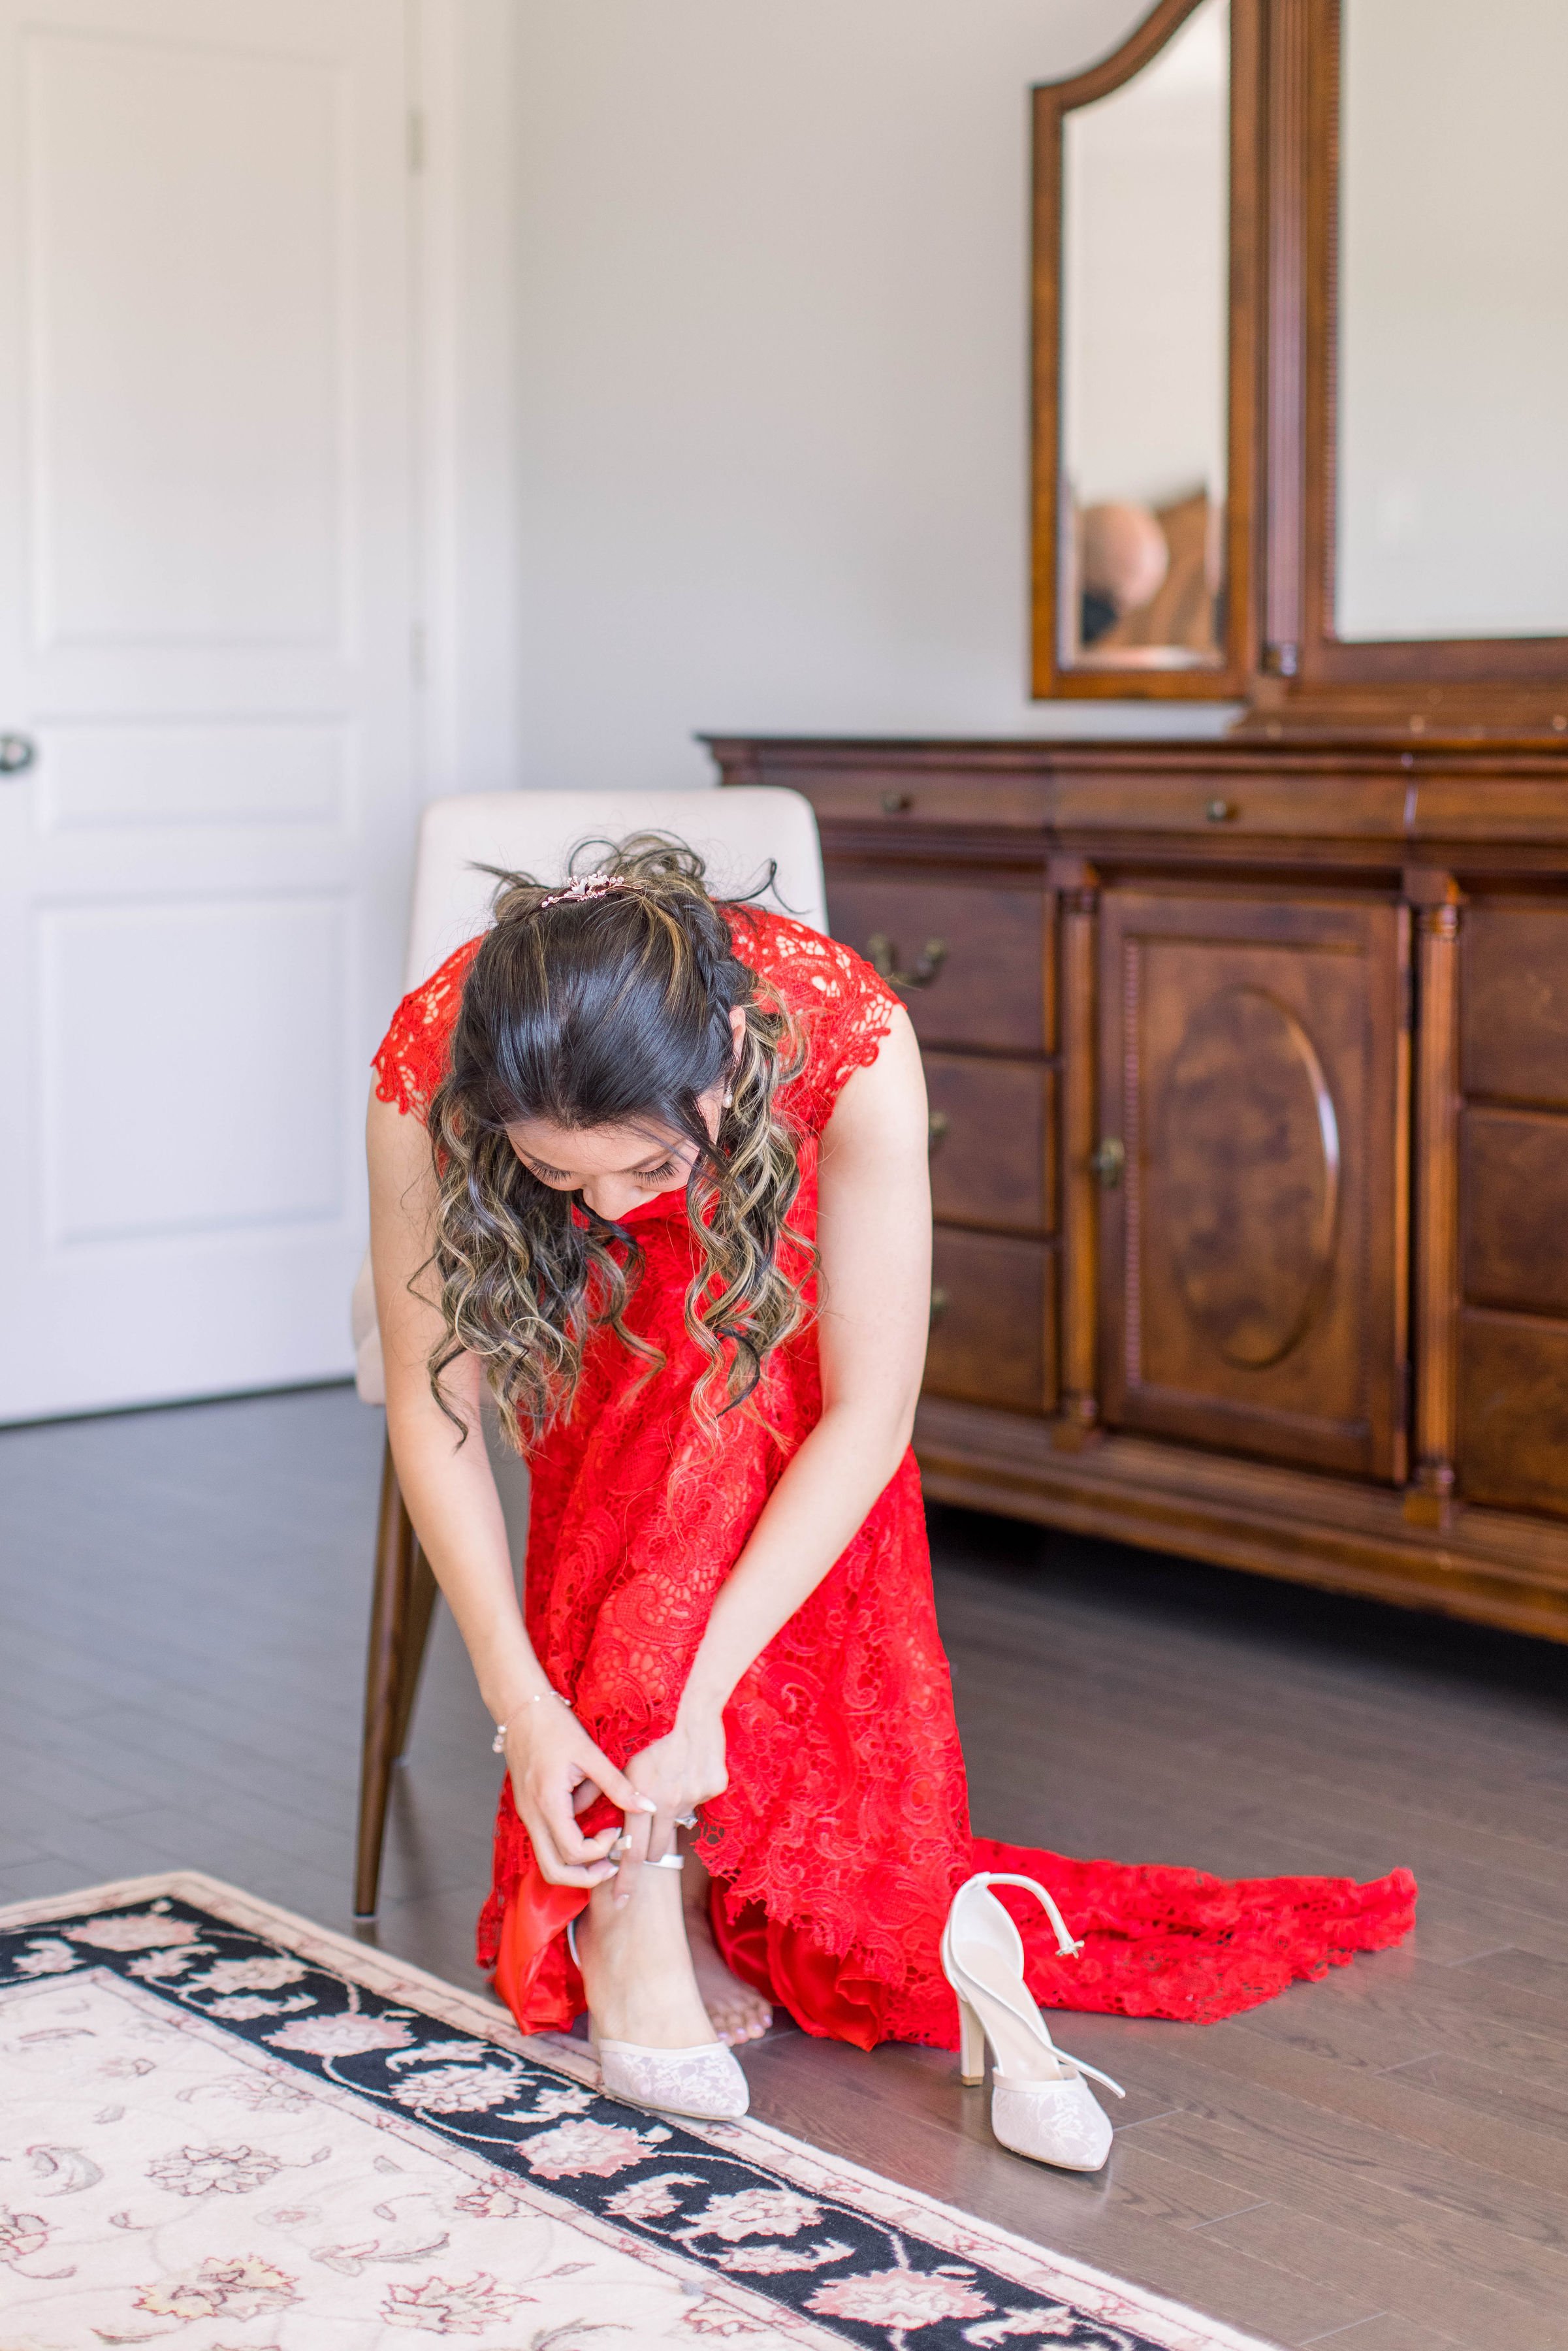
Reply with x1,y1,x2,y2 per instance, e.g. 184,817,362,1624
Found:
711,731,1568,1645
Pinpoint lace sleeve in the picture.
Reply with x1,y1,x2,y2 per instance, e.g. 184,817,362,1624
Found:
735,910,902,1136
370,937,484,1123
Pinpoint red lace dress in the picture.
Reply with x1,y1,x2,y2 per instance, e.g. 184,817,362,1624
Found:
373,907,1416,2048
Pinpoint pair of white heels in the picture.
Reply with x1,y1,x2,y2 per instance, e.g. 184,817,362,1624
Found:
585,1861,1122,2174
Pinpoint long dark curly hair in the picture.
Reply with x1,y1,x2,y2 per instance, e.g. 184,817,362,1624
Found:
424,834,808,1447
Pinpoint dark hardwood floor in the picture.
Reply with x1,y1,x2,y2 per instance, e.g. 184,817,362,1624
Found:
2,1386,1565,2350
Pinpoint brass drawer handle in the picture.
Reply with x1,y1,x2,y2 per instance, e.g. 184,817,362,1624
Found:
1206,797,1236,824
927,1108,950,1151
881,790,913,813
929,1285,950,1326
1090,1137,1125,1189
866,932,948,990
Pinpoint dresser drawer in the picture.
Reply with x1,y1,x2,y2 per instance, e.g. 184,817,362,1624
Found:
925,1230,1056,1414
925,1053,1055,1234
1459,1308,1568,1517
1464,903,1568,1104
1463,1106,1568,1315
1049,771,1408,837
829,876,1051,1053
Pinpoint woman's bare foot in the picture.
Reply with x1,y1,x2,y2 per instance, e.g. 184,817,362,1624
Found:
576,1864,716,2049
683,1854,774,2046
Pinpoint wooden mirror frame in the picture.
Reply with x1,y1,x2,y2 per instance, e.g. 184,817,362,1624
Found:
1273,0,1568,722
1031,0,1264,703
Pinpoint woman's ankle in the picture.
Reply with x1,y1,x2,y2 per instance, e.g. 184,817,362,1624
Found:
577,1864,714,2047
680,1842,714,1925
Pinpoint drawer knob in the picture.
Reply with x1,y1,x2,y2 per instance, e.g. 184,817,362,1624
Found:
927,1108,950,1151
881,790,913,814
1206,797,1235,824
1090,1136,1125,1189
865,932,948,990
929,1285,950,1326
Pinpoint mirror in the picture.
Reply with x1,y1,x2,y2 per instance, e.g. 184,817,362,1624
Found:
1336,0,1568,642
1058,0,1230,671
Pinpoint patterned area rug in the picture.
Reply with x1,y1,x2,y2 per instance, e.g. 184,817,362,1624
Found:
0,1873,1272,2351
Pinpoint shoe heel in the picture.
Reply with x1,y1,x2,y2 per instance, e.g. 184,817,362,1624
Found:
958,1996,987,2087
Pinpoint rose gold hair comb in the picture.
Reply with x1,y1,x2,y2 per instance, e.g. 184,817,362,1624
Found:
537,872,640,910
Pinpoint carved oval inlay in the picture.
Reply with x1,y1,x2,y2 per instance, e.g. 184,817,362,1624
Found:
1158,985,1340,1369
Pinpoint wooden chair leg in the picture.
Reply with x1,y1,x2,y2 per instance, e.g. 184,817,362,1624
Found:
389,1545,438,1764
353,1436,438,1919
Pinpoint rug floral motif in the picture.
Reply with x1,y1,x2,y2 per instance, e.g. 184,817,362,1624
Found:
0,1874,1272,2351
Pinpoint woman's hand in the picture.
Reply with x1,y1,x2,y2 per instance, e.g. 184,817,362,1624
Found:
504,1703,654,1889
613,1708,729,1892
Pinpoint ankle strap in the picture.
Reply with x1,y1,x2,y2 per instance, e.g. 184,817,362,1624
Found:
976,1872,1084,1960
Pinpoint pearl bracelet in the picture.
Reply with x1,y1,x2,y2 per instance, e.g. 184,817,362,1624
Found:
491,1691,570,1754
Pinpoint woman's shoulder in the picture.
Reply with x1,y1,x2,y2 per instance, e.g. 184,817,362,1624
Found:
370,934,485,1121
729,905,903,1130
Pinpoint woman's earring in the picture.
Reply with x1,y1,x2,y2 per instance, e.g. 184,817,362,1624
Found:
722,1090,733,1107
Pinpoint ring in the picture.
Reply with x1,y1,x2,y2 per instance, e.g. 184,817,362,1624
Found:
675,1811,699,1830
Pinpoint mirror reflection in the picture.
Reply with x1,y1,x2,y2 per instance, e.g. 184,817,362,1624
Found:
1059,0,1230,670
1336,0,1568,642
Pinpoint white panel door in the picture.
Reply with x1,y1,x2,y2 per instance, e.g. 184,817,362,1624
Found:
0,0,415,1418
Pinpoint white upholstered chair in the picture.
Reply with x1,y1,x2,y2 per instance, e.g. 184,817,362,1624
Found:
352,788,827,1917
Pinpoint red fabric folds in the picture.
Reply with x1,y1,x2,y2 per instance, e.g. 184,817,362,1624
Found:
372,906,1418,2057
965,1841,1418,2027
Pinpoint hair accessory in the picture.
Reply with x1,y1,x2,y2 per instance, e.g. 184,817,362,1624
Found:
539,872,640,911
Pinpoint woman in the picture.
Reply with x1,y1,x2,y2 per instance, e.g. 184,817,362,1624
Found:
368,838,1415,2155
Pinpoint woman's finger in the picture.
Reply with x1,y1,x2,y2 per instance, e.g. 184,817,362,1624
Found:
524,1804,616,1891
612,1801,653,1902
644,1806,675,1866
535,1779,605,1870
580,1746,656,1825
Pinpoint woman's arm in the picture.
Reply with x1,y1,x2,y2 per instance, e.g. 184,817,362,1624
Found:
367,1091,650,1884
615,1004,933,1866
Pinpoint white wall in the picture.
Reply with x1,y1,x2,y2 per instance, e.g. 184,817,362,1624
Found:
449,0,1236,803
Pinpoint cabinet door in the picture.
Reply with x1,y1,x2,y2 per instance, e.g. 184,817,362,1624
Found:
1098,891,1408,1479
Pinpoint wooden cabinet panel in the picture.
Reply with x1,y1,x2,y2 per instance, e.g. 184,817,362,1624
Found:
926,1230,1055,1413
1459,1309,1568,1516
1098,891,1408,1479
1462,1106,1568,1318
1463,903,1568,1104
827,875,1050,1053
924,1053,1054,1234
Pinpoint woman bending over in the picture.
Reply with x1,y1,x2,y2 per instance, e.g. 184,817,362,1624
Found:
368,837,1415,2149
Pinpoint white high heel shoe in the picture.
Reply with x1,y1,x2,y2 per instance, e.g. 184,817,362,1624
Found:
941,1872,1124,2171
575,1852,750,2124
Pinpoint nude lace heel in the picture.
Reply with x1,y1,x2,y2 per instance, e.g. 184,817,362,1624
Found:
941,1872,1124,2173
577,1853,750,2124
